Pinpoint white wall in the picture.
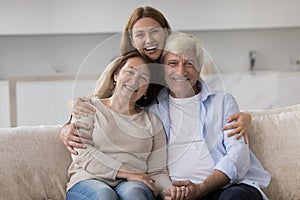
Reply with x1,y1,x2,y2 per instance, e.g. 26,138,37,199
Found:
1,28,300,80
0,33,120,79
1,0,300,34
1,1,300,127
193,28,300,72
1,0,300,79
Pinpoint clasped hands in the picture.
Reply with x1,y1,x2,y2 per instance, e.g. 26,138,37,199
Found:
164,180,200,200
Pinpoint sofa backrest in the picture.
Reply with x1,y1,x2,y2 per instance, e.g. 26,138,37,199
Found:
0,125,71,200
1,104,300,199
248,104,300,200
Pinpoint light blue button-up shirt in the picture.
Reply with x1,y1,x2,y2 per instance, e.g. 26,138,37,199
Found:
147,81,271,199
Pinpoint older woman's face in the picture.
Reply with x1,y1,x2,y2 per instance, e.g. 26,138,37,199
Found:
114,57,150,103
131,17,167,61
163,49,200,98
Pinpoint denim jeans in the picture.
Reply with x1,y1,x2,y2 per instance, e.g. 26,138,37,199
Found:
66,179,156,200
202,183,263,200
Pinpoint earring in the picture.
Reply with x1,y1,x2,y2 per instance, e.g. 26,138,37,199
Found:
143,95,147,100
113,81,116,85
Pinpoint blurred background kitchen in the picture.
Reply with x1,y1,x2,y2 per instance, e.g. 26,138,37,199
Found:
1,0,300,127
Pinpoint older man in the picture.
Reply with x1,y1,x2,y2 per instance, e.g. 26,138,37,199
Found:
149,32,270,200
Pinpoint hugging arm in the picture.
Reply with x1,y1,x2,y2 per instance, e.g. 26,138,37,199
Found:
223,112,251,144
59,121,93,155
70,101,123,179
59,97,95,154
61,97,251,154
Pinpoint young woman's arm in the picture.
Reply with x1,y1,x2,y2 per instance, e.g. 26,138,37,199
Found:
61,98,252,154
60,97,95,154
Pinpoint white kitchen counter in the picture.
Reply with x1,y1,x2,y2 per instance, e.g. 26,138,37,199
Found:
203,70,300,110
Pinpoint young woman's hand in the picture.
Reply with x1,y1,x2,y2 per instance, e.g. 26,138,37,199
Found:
223,112,252,144
59,122,93,155
69,97,96,119
60,96,96,154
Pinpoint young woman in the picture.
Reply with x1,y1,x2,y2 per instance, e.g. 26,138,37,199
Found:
60,6,251,156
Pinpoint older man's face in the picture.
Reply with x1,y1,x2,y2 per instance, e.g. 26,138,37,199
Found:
163,48,200,98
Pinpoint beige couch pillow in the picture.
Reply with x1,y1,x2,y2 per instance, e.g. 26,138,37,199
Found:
0,125,71,200
248,104,300,200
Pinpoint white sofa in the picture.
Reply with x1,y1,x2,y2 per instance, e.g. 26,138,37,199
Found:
1,104,300,200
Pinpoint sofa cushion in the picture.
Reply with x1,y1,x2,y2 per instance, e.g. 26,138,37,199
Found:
1,105,299,199
248,104,300,200
0,125,71,200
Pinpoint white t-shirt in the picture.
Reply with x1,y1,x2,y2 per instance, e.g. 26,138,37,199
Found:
167,93,215,184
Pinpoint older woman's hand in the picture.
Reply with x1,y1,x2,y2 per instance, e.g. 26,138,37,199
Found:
117,165,159,197
223,112,251,144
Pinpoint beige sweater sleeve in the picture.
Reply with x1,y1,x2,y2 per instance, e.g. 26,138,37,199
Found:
71,101,122,180
147,119,173,195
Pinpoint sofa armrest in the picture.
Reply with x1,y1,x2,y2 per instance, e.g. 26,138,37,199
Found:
0,125,72,199
248,104,300,199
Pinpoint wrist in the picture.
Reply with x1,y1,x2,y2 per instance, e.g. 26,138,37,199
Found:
59,120,71,139
196,183,206,199
117,165,131,180
65,115,72,125
117,171,128,180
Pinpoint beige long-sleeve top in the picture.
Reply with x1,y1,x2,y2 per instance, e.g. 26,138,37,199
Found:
66,98,172,195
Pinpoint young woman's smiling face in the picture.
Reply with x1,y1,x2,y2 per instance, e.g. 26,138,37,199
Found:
114,57,150,103
131,17,168,61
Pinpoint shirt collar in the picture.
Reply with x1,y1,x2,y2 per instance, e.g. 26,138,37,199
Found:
157,80,217,103
199,81,217,102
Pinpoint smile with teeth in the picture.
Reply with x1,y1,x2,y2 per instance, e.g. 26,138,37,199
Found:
125,84,139,92
171,77,188,82
144,45,158,51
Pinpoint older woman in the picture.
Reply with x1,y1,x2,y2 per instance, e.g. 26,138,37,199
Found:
66,51,173,200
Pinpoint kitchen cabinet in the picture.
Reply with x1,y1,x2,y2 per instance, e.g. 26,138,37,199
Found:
50,0,257,33
162,0,256,31
9,75,98,127
256,0,300,28
0,1,51,35
1,0,300,35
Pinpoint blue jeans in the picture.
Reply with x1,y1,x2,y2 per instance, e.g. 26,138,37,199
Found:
66,179,156,200
202,183,263,200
